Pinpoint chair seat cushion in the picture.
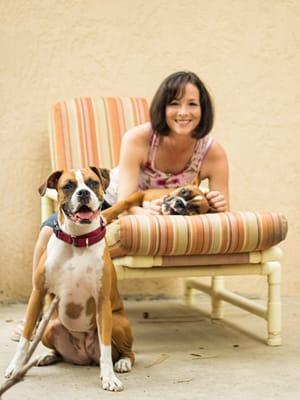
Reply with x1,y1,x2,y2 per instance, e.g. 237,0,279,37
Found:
106,211,288,258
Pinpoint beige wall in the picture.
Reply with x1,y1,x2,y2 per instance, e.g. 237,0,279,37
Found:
0,0,299,302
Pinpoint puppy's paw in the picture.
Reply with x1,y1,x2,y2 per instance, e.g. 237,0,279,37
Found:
101,373,124,391
36,351,62,366
114,357,132,373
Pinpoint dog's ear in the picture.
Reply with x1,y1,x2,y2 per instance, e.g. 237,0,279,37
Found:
89,166,110,191
38,170,63,196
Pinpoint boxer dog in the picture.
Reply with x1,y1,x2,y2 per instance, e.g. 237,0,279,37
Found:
116,185,210,216
5,167,136,392
5,169,209,391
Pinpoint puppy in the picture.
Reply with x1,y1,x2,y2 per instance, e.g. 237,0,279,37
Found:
5,167,134,392
104,184,210,217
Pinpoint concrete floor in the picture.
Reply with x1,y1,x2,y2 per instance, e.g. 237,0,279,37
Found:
0,296,300,400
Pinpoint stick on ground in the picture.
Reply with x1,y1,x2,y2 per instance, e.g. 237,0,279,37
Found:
0,296,59,398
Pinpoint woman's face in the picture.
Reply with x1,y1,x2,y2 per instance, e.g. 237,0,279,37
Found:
165,83,201,137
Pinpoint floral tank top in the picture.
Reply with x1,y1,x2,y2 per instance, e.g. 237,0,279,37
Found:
138,132,213,190
104,130,213,205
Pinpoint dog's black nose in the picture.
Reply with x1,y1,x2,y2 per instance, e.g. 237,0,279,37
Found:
174,199,185,209
77,189,90,202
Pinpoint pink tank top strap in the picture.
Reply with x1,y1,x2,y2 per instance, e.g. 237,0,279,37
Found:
146,131,159,169
192,136,214,174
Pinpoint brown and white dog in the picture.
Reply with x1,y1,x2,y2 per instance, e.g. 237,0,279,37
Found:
113,184,210,216
5,167,135,392
5,168,209,391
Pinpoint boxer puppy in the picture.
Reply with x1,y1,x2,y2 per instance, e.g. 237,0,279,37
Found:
106,184,210,217
5,167,135,392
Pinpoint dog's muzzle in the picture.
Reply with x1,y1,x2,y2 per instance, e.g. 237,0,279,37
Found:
77,189,91,205
62,188,103,224
162,196,188,215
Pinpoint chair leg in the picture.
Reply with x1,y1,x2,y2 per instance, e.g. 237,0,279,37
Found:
266,261,282,346
211,276,225,320
184,280,193,306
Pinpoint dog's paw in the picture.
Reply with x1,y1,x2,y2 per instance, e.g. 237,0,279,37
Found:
5,360,21,379
5,337,30,378
101,372,124,391
114,357,132,373
36,351,62,366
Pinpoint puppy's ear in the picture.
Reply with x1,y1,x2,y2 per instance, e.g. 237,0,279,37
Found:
89,166,110,191
38,170,63,196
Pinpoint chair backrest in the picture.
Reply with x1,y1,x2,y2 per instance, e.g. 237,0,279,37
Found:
48,97,149,170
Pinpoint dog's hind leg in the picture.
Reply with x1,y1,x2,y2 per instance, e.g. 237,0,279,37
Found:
36,350,62,366
37,319,64,366
112,312,134,373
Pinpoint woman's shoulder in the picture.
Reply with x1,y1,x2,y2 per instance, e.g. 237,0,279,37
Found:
122,122,153,148
205,138,227,161
200,138,228,180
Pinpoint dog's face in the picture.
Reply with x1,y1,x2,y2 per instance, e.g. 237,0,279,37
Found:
39,167,110,224
161,185,209,215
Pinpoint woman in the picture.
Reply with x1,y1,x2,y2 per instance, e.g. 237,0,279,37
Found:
12,71,229,340
105,70,229,214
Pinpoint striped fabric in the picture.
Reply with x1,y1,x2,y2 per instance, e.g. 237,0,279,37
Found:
106,212,288,257
49,97,149,170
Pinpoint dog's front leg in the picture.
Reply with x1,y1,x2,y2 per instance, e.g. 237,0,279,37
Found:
5,255,46,379
97,295,123,392
5,288,45,378
102,192,145,224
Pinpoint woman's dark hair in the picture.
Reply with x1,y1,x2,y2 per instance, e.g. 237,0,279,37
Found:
150,71,214,139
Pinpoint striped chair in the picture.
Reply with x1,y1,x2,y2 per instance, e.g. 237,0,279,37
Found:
43,97,288,346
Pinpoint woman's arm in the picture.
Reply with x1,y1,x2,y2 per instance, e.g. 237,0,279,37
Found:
200,140,230,212
117,123,161,215
117,129,145,201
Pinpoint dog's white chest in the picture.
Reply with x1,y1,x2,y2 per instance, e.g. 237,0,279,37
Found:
45,236,105,332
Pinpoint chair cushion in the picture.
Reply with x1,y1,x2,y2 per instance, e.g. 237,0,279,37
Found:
106,211,288,258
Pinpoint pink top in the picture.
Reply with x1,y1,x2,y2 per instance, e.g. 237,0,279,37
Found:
104,130,213,205
138,132,213,190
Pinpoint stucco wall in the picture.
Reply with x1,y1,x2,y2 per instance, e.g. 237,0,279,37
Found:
0,0,299,302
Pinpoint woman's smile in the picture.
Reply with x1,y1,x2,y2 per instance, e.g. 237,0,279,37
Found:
175,119,192,126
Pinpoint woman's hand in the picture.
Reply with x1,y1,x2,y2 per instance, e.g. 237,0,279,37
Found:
205,191,227,212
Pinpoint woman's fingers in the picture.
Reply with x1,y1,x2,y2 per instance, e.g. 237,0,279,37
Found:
205,191,223,200
205,191,227,212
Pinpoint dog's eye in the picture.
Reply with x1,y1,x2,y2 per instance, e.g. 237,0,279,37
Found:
62,182,76,192
86,179,100,190
179,188,190,198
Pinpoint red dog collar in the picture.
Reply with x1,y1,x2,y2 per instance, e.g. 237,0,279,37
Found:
53,218,106,248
